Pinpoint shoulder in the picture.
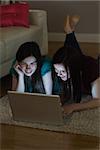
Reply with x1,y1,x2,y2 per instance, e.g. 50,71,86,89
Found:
41,56,52,76
91,77,100,98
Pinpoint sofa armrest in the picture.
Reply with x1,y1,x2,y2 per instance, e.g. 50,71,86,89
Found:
29,9,48,55
29,9,47,26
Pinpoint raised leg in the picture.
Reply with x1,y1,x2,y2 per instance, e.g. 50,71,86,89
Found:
64,15,82,54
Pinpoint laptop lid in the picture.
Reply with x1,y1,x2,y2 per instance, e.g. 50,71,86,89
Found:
8,91,64,126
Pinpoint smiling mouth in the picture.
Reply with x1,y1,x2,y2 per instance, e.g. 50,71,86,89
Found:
61,76,65,79
61,76,67,80
26,70,32,74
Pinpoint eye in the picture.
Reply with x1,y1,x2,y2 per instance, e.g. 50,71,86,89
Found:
31,62,34,65
31,61,37,65
61,70,66,74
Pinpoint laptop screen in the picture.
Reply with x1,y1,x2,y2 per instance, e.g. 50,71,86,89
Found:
8,91,64,126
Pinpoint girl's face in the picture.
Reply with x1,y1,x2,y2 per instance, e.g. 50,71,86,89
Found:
54,63,70,81
19,56,37,76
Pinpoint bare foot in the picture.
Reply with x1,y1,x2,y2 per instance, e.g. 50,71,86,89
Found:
70,15,80,31
64,15,72,33
64,15,80,33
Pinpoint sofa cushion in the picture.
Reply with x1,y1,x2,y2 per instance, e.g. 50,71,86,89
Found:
0,25,42,64
0,2,30,27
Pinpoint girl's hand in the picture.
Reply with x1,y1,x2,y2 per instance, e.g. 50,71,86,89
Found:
63,103,77,115
14,61,24,76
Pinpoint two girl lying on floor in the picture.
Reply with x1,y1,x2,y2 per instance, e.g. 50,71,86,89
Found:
10,15,100,115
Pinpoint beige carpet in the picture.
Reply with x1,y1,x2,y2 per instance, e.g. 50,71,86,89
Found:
0,95,100,137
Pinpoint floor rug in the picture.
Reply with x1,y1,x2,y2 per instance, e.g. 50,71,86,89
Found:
0,95,100,137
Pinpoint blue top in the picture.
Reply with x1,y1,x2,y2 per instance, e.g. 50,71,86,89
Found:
41,57,52,76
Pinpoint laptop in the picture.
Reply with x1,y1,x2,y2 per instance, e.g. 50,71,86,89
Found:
8,91,65,126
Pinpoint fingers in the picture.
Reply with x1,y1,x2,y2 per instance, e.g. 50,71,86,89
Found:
14,63,24,76
14,64,20,71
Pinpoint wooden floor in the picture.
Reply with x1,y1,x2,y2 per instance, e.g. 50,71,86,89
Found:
0,124,99,150
0,42,100,150
48,41,100,59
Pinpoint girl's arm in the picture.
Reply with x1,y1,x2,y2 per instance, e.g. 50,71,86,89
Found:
12,74,25,92
63,77,100,114
12,75,18,91
16,74,25,92
12,63,25,92
42,71,53,95
63,99,100,114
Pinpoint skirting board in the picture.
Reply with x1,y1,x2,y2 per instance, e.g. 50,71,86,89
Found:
48,32,100,43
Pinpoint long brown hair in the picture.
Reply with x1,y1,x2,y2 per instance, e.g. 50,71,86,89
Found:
16,41,45,93
52,46,83,104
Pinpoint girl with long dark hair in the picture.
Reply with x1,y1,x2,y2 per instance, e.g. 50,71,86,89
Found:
52,16,100,114
10,41,52,94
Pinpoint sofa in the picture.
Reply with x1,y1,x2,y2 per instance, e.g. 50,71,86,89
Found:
0,9,48,78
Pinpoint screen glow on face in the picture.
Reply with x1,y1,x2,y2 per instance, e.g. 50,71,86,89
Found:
20,56,37,76
54,63,70,81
